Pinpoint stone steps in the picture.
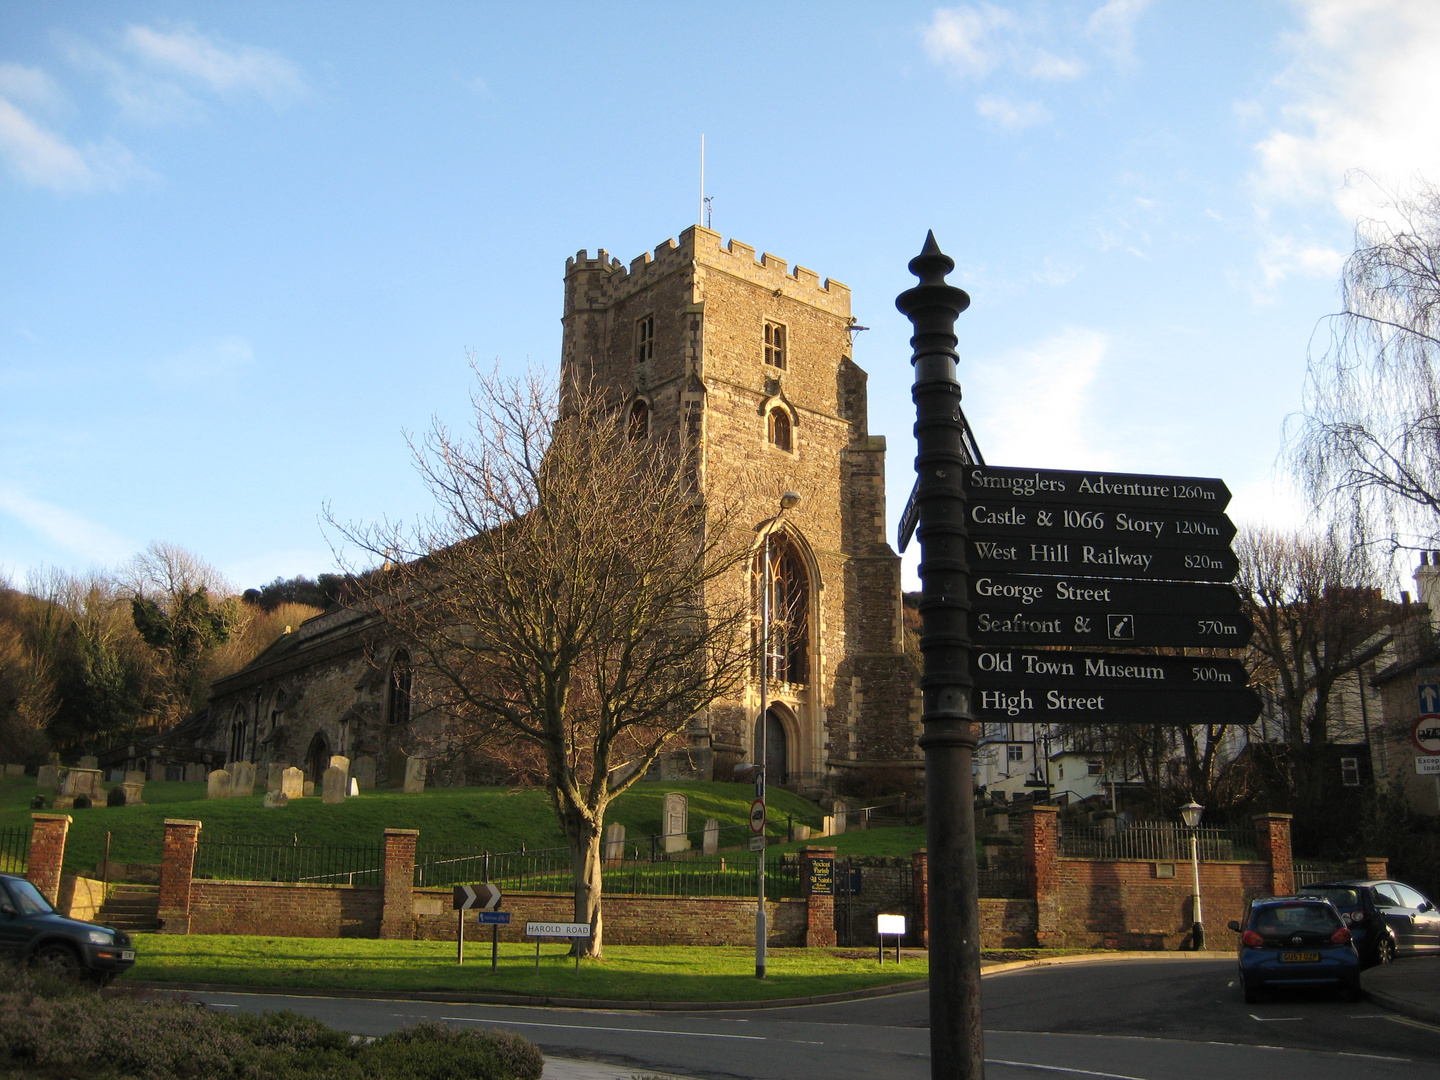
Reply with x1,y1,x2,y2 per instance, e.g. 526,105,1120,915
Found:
96,885,160,932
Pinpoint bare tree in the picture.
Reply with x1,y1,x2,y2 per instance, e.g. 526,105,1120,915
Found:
1292,178,1440,553
334,370,752,956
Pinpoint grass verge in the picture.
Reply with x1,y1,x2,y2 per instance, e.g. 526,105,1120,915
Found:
131,936,930,1001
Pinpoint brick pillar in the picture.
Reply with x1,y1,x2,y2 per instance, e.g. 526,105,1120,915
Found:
912,849,929,948
1021,804,1060,944
798,846,837,948
1253,813,1293,896
157,819,202,934
27,814,72,907
1358,856,1388,880
380,828,419,940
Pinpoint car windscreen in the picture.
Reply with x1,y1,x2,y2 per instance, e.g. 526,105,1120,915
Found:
1252,903,1341,936
1301,887,1361,910
4,878,54,915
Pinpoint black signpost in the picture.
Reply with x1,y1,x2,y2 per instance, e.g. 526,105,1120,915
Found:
966,536,1239,581
966,503,1236,549
963,466,1230,511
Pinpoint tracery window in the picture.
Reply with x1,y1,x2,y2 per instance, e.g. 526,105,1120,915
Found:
629,399,651,440
767,407,792,452
753,534,809,685
387,650,412,726
764,321,786,369
636,314,655,363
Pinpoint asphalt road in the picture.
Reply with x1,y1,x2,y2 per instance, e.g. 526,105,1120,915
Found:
187,956,1440,1079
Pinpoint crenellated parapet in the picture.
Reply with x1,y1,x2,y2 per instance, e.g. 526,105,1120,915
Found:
564,226,851,318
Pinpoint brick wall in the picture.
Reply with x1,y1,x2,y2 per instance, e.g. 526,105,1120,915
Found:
188,881,382,937
58,875,106,922
380,828,418,939
26,813,71,906
157,819,201,934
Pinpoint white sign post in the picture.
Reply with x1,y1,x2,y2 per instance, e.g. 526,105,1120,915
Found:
526,921,592,974
877,913,906,965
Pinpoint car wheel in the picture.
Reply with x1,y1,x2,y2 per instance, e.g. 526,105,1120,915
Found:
1376,935,1397,965
31,944,81,980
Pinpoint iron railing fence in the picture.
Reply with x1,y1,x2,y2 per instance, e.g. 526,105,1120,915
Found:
1059,821,1257,862
1294,860,1354,889
976,861,1027,899
414,842,803,898
0,825,28,873
193,837,384,885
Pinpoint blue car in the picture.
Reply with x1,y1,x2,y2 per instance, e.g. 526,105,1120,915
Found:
1227,896,1361,1004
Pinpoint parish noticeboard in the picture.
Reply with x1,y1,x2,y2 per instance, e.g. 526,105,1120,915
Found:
806,858,835,896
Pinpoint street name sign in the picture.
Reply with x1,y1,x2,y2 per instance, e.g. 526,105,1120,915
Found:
967,536,1238,582
526,922,591,938
963,466,1230,512
476,910,512,925
966,502,1236,550
971,575,1242,614
453,883,503,911
972,685,1260,724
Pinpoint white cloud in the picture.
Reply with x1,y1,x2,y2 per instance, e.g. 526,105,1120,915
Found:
1085,0,1151,62
1029,50,1086,81
122,24,306,106
966,327,1114,469
149,336,255,386
0,96,144,192
0,63,67,114
924,4,1017,79
0,487,133,565
975,94,1050,130
1250,1,1440,282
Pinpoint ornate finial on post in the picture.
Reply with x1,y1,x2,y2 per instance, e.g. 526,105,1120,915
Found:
897,232,984,1080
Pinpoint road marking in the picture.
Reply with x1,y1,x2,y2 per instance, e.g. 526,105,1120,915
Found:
1248,1014,1304,1022
209,1004,238,1008
1385,1015,1440,1035
988,1029,1408,1062
985,1059,1153,1080
441,1018,764,1041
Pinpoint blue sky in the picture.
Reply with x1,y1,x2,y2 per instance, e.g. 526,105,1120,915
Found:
4,1,1438,594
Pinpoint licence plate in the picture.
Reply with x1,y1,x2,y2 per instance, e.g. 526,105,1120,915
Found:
120,950,135,961
1279,952,1319,962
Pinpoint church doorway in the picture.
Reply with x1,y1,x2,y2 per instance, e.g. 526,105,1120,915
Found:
305,732,330,784
753,709,789,786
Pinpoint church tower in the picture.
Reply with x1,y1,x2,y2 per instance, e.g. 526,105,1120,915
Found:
561,226,919,794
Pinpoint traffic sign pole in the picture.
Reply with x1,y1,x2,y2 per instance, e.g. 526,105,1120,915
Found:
898,232,983,1080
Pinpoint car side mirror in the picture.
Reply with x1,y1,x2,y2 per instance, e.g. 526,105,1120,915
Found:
0,904,16,918
1420,901,1434,913
1227,920,1241,933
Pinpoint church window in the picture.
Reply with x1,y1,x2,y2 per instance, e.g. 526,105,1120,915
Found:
753,534,809,685
767,407,792,452
636,315,655,363
764,321,786,368
628,399,651,440
387,650,412,726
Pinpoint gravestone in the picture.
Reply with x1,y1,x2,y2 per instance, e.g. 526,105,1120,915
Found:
183,763,207,783
206,769,232,799
402,756,426,794
124,769,146,786
352,756,376,790
36,765,59,789
121,781,145,805
280,766,304,799
789,823,811,842
149,760,166,782
267,763,287,793
107,768,125,783
348,777,359,797
3,764,23,778
386,749,409,788
263,790,289,809
78,755,99,771
603,822,626,862
328,755,350,780
322,766,347,804
62,768,103,800
662,792,690,854
303,781,315,797
230,761,256,798
702,817,720,856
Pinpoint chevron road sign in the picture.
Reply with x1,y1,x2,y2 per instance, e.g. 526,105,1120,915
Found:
453,883,503,911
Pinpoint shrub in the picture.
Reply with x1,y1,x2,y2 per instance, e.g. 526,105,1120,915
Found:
359,1022,544,1080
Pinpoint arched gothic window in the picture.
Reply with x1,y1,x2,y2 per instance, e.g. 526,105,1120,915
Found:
387,650,412,726
767,407,792,453
753,534,809,685
229,706,247,763
628,399,651,440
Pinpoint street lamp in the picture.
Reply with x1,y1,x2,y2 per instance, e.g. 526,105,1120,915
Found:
1179,800,1205,950
756,490,801,979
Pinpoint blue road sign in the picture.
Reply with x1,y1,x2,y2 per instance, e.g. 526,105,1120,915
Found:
477,910,512,925
1420,683,1440,717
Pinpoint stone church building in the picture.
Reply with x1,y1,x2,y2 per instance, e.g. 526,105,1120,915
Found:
178,226,919,795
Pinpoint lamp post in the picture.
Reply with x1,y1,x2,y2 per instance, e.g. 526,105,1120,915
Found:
756,490,801,979
1180,800,1205,950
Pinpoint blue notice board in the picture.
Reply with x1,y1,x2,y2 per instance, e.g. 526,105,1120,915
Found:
477,911,512,925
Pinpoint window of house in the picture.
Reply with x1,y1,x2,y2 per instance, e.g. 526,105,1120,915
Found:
1007,744,1025,762
1340,756,1360,786
768,407,792,452
764,321,786,369
636,315,654,363
1088,759,1103,776
388,650,412,726
628,399,650,440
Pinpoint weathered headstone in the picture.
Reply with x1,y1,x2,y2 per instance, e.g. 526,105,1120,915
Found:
328,755,350,780
352,756,377,790
148,760,166,782
206,769,232,799
263,790,289,809
121,781,145,805
402,756,426,794
3,764,23,778
124,769,146,786
280,766,305,799
78,755,99,771
267,763,287,793
303,781,315,798
348,777,359,797
702,817,720,856
603,822,626,862
386,749,409,788
36,765,60,789
663,791,690,853
62,768,103,799
789,823,811,842
229,761,256,798
184,763,207,783
322,766,347,804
